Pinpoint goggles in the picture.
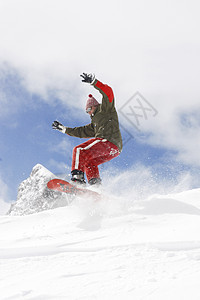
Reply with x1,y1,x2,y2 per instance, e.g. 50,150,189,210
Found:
86,107,92,113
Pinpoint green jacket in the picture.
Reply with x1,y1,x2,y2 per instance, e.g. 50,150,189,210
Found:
65,79,123,152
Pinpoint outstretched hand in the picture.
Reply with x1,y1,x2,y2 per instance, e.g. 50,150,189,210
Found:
80,73,95,84
52,121,66,133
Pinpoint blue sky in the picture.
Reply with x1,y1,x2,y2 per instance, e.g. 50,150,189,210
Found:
1,0,200,203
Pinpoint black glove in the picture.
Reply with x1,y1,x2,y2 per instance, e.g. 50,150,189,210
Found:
80,73,95,84
52,121,66,133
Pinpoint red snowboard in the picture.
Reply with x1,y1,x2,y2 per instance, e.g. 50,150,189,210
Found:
47,179,100,199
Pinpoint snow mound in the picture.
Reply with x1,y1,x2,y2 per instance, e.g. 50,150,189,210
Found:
8,164,71,216
1,188,200,299
134,195,200,216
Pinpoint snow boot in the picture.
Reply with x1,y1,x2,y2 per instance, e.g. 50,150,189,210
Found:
88,178,102,186
71,170,86,186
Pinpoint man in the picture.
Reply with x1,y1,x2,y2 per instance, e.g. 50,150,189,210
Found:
52,73,123,186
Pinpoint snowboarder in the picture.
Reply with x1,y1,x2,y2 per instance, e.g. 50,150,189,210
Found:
52,73,123,186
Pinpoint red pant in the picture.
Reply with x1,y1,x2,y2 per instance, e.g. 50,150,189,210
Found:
71,138,120,181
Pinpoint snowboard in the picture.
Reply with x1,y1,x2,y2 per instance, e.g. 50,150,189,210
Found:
47,178,100,199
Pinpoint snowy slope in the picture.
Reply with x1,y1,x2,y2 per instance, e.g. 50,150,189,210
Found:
1,165,200,299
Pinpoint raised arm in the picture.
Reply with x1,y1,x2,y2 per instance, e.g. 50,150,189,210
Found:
92,79,115,112
80,73,115,112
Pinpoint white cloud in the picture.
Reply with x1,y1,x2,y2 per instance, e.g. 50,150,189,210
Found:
49,137,73,157
1,0,199,99
130,100,200,166
48,159,70,175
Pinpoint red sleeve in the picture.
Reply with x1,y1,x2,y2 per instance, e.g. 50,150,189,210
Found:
95,80,114,103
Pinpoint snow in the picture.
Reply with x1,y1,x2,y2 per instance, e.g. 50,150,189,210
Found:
1,165,200,299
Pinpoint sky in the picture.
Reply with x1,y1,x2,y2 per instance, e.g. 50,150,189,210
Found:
0,0,200,203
